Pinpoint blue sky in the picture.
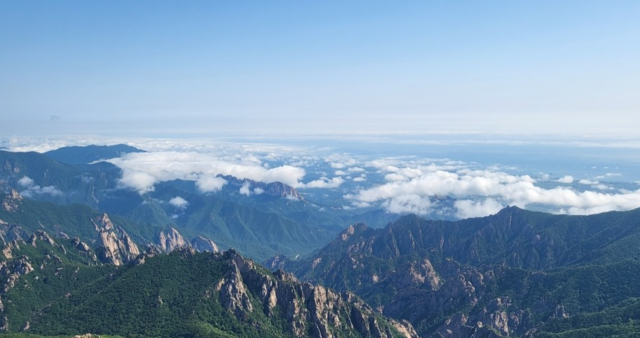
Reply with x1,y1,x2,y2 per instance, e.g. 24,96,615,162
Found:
1,1,639,137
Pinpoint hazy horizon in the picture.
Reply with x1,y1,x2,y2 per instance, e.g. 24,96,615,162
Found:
2,1,640,218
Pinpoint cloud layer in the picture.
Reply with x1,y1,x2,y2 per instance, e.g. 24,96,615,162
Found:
347,164,640,216
17,176,63,198
6,136,640,219
108,151,343,194
169,196,189,209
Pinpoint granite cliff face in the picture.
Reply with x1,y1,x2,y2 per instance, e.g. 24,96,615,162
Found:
2,190,22,213
215,249,417,338
156,227,188,252
190,235,219,253
93,213,140,266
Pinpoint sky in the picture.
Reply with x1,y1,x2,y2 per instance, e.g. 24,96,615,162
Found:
1,1,640,137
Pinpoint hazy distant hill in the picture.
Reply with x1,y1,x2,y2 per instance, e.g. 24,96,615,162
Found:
44,144,145,164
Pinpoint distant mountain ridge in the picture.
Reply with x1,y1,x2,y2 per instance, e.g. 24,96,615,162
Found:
0,148,350,262
44,144,145,164
0,190,219,265
219,175,305,201
284,206,640,337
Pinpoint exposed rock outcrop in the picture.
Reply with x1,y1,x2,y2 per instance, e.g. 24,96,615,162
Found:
190,235,219,253
93,213,140,266
0,224,27,246
216,250,417,338
264,254,289,270
156,227,187,252
28,231,56,247
2,190,22,212
219,175,305,201
71,237,97,262
0,257,34,293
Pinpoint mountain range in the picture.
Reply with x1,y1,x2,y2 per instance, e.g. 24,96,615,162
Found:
0,223,415,337
1,145,395,262
1,144,640,337
281,207,640,337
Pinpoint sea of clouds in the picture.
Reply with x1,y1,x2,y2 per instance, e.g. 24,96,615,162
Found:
4,135,640,219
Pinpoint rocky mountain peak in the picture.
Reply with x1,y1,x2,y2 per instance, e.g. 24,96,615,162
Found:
93,215,140,266
213,249,417,338
190,235,219,253
341,223,368,241
93,213,114,231
156,227,188,252
27,231,56,247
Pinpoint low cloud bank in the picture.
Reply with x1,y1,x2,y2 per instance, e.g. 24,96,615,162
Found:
108,152,342,194
347,165,640,217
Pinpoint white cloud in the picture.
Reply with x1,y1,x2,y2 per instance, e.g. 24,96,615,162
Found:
302,177,344,189
17,176,63,198
385,173,409,181
253,187,265,195
579,179,599,185
326,153,358,169
347,167,640,218
557,175,574,184
454,199,504,219
117,170,157,194
18,176,34,187
196,176,227,193
334,170,347,176
347,167,366,173
353,176,366,182
350,201,371,208
169,196,189,209
285,194,300,201
382,195,432,215
108,151,314,194
239,182,251,196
